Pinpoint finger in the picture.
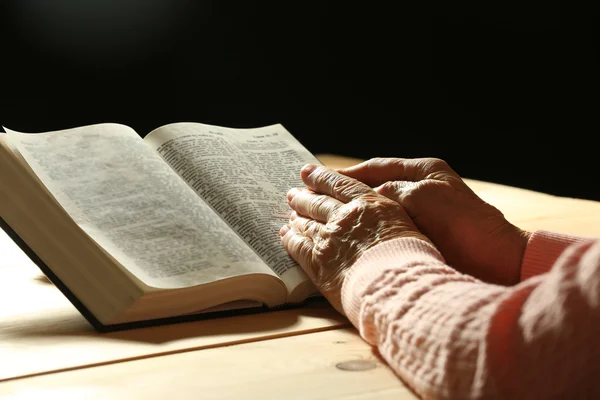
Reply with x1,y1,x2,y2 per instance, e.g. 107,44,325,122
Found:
289,213,325,239
287,188,344,222
280,226,316,280
300,164,375,203
338,157,458,186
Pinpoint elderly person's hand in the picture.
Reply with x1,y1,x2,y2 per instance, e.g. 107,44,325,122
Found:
339,158,531,285
280,164,431,314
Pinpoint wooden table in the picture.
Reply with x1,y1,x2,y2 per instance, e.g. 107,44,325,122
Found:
2,154,599,400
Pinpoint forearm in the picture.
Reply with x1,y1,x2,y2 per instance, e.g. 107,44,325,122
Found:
342,238,497,398
342,237,600,399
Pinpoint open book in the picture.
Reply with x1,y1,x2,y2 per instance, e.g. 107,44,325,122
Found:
0,122,323,331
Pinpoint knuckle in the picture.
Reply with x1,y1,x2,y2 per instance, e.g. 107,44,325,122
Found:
294,237,312,262
424,157,448,170
333,176,366,199
314,166,333,183
313,239,331,260
357,192,381,204
325,219,344,236
412,157,454,181
331,175,350,193
424,158,453,178
401,180,446,207
309,195,326,216
323,200,336,217
305,220,318,235
378,181,399,196
399,185,419,208
300,237,313,254
345,198,368,218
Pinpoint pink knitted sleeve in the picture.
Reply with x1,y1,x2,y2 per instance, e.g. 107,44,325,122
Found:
341,236,600,399
520,230,590,280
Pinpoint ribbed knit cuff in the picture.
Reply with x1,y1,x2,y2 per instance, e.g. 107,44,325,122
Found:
521,230,589,281
341,237,445,329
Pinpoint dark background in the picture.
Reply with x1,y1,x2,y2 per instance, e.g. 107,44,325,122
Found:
1,2,599,200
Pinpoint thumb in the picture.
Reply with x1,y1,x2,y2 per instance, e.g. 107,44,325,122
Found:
340,157,460,188
339,158,411,187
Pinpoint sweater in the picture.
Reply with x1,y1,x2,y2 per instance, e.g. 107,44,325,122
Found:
341,231,600,399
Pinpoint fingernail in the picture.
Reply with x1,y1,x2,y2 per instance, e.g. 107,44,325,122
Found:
290,211,297,220
279,225,290,236
287,188,300,201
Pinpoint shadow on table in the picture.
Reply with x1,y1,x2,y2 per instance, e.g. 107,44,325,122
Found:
0,294,343,345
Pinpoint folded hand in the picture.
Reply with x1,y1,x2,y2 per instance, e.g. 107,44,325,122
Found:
281,163,430,313
340,158,530,285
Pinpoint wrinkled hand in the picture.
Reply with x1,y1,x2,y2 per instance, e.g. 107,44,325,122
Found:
280,164,431,314
340,158,531,285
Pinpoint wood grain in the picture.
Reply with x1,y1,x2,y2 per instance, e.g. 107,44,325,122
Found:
0,328,418,400
0,237,349,381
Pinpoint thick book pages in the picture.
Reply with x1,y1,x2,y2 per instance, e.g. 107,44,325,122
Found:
0,122,322,330
0,215,280,332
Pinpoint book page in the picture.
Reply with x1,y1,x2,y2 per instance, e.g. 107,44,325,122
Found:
144,122,320,297
5,124,274,289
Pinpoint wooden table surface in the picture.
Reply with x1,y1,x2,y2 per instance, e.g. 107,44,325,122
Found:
2,154,600,400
